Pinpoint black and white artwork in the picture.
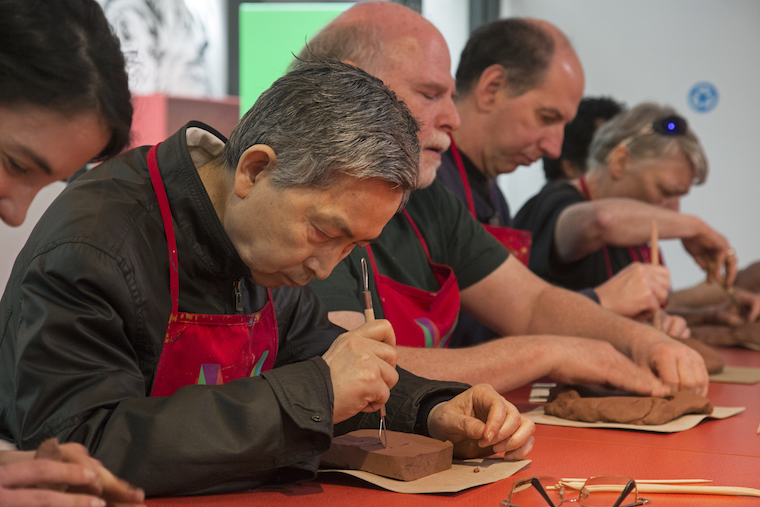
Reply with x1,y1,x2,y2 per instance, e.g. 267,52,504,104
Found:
99,0,226,97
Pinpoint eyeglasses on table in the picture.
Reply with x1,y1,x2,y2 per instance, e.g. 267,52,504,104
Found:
501,475,651,507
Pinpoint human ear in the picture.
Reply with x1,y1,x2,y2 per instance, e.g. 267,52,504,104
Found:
475,64,508,111
234,144,277,198
606,144,631,181
561,159,582,179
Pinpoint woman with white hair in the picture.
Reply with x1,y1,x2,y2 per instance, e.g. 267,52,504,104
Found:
515,102,753,329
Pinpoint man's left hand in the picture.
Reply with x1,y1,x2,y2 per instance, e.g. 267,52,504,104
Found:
629,332,709,396
426,384,534,460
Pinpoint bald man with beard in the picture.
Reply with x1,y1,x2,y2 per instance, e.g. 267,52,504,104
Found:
304,1,708,397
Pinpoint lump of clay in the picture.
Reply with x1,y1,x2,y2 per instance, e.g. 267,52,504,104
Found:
544,387,713,425
320,429,453,481
691,322,760,351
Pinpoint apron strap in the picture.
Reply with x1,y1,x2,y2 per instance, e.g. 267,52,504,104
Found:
366,208,435,279
147,143,180,314
448,134,477,218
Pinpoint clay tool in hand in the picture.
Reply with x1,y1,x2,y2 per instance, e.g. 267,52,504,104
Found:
361,257,387,448
651,219,662,331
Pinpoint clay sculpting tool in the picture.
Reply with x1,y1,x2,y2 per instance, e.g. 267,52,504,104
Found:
651,219,662,331
361,258,387,448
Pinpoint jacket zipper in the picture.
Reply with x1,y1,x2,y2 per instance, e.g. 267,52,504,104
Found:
234,280,243,313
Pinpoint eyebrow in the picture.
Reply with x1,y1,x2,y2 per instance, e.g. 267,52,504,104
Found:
538,107,564,120
319,213,381,244
18,144,53,175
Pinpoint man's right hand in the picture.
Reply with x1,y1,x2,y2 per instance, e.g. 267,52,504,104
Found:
322,319,399,423
546,336,670,397
595,262,670,318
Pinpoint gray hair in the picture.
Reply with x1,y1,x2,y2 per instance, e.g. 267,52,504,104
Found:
220,60,420,204
587,102,708,184
293,22,384,75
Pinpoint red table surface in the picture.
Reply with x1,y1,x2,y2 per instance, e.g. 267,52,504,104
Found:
146,347,760,506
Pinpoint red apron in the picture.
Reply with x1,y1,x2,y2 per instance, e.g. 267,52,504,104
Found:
578,175,664,279
448,137,532,266
366,209,460,348
147,144,279,397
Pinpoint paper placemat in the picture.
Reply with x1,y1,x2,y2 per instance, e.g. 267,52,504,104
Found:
524,406,744,433
321,458,530,493
710,366,760,384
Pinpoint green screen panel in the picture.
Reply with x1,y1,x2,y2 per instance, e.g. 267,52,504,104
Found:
239,3,353,116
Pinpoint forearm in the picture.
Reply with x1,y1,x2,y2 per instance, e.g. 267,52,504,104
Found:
396,337,559,393
668,282,727,309
556,199,703,262
525,282,654,357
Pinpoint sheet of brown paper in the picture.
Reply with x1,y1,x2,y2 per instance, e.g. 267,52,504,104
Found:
524,406,744,432
709,366,760,384
321,458,530,493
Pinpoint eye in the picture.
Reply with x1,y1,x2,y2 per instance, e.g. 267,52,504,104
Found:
311,225,336,243
3,155,28,176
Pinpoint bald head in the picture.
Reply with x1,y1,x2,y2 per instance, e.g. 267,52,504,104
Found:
300,1,460,188
299,2,441,75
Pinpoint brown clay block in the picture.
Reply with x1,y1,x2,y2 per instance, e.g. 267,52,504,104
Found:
320,429,453,481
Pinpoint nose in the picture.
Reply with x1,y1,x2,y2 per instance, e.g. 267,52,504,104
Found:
661,197,680,212
439,94,461,133
538,125,564,159
305,244,356,281
0,190,34,227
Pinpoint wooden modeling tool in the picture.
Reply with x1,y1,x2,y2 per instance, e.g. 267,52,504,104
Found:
361,258,387,448
651,220,662,330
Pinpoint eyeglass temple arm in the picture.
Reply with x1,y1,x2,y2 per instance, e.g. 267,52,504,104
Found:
612,479,636,507
532,477,558,507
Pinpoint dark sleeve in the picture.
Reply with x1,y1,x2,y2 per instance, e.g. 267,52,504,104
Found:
272,285,345,364
415,181,509,290
335,367,469,436
514,183,585,280
307,251,373,316
8,243,334,497
578,287,600,304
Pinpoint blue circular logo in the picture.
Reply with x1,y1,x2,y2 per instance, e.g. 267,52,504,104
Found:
688,82,719,113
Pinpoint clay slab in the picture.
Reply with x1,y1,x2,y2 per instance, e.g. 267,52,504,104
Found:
320,429,453,481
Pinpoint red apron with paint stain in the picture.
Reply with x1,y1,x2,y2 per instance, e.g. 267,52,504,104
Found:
449,137,532,266
578,175,663,280
146,144,278,397
366,209,459,348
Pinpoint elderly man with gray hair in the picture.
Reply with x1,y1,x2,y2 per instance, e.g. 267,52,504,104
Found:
514,102,735,305
0,60,535,497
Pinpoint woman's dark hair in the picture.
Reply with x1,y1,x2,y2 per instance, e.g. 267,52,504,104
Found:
0,0,132,160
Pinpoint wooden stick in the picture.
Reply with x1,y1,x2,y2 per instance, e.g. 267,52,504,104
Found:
651,219,662,330
757,420,760,435
636,484,760,497
561,478,712,484
561,481,760,497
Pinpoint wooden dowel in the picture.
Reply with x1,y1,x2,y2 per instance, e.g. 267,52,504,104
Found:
651,219,662,330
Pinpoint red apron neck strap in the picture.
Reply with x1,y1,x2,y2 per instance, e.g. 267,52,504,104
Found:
578,175,592,200
401,208,432,259
147,143,180,314
448,133,477,217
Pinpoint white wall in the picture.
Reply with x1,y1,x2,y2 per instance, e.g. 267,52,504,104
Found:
498,0,760,289
0,183,65,290
422,0,469,74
